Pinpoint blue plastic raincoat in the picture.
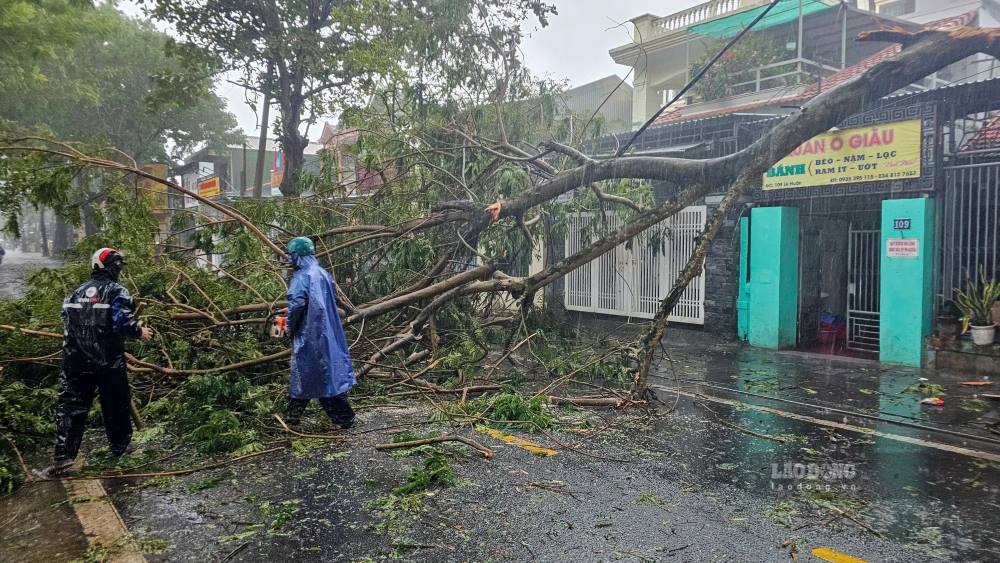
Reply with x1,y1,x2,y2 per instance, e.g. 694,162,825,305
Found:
287,254,356,399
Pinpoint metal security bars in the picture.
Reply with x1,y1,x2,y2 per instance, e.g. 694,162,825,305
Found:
940,162,1000,305
846,224,881,352
564,207,707,323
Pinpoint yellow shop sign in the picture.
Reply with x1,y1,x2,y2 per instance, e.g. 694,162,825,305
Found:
763,119,922,190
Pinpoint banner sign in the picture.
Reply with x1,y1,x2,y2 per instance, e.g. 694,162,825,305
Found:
198,176,221,199
763,119,922,191
137,163,168,216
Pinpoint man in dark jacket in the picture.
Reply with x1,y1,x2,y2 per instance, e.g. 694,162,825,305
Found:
34,248,153,478
284,236,356,428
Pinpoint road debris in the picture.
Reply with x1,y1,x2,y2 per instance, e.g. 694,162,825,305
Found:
375,435,493,458
811,546,868,563
476,426,557,456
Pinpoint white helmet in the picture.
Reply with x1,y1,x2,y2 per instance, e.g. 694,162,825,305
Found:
91,247,124,270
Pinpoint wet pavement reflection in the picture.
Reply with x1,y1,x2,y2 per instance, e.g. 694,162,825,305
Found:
649,328,1000,560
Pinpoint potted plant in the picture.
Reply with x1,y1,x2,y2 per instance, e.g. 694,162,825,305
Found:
953,269,1000,346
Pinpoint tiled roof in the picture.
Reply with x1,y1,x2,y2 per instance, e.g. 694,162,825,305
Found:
651,9,979,128
800,9,977,95
963,115,1000,150
319,122,359,147
800,45,900,96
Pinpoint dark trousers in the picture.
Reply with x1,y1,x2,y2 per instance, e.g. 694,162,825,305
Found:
54,367,132,461
286,393,355,426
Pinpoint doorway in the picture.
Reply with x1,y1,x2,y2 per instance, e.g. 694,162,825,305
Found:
793,200,881,358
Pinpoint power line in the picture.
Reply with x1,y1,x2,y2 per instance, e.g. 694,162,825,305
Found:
615,0,786,157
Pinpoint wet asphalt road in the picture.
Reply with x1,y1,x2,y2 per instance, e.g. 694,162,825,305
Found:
105,373,999,562
0,251,62,299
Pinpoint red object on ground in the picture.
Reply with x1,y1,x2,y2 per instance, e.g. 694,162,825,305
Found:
920,397,945,406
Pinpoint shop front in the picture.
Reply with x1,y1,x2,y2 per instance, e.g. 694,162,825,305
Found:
737,105,939,366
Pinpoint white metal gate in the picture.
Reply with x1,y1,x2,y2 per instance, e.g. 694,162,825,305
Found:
846,223,880,352
564,206,706,324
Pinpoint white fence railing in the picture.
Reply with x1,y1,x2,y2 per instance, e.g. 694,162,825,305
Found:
652,0,766,35
565,206,707,324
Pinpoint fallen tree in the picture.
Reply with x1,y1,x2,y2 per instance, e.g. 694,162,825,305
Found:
2,24,998,491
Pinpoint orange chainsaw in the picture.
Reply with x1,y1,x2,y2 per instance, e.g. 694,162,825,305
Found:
264,311,288,339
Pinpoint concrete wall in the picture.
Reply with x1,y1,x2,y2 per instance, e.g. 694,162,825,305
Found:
879,197,935,366
560,76,634,134
747,207,800,349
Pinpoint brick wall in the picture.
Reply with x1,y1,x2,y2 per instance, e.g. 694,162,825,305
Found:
702,203,743,335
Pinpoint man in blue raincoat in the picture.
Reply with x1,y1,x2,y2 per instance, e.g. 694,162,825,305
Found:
284,236,356,428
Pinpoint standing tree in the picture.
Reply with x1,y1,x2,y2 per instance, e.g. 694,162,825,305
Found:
0,0,93,95
1,3,240,162
0,2,241,236
144,0,555,196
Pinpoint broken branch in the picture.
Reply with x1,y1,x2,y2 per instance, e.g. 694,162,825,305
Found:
375,435,494,458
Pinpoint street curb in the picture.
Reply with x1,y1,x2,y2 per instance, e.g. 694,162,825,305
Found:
63,477,147,563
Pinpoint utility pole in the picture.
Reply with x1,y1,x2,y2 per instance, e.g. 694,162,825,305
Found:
253,62,273,199
797,0,804,61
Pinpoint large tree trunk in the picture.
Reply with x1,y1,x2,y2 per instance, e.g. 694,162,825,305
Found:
81,173,101,236
38,208,49,257
277,96,308,197
51,215,69,256
82,201,99,237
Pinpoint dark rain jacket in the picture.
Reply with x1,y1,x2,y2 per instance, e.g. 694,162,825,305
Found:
62,271,143,372
287,254,356,399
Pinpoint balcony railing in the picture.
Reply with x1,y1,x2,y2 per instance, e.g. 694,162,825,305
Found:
665,58,840,104
652,0,769,35
725,58,838,96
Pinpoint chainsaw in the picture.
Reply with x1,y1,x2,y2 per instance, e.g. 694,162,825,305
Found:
264,311,288,339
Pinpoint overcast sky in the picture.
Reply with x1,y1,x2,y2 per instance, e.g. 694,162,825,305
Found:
123,0,695,140
522,1,691,85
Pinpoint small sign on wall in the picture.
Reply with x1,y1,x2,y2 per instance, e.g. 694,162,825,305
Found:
887,238,919,258
892,218,911,230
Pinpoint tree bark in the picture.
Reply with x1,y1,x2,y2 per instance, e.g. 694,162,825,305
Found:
277,91,308,197
82,201,98,237
52,215,69,256
38,208,49,257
